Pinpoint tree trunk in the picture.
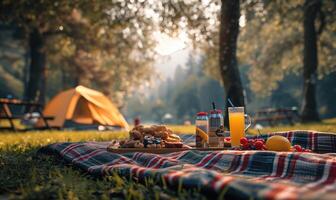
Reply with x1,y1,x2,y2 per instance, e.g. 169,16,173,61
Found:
301,0,321,122
23,44,30,100
25,28,46,107
38,60,46,105
219,0,245,128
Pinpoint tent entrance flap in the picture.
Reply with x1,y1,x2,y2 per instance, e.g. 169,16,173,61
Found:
72,97,94,124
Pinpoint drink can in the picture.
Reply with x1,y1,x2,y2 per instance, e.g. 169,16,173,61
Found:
208,109,223,147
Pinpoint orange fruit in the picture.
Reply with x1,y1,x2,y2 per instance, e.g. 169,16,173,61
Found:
265,135,291,151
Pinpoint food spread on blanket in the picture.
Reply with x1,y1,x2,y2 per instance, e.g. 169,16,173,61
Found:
118,125,183,148
193,102,312,152
195,102,251,149
111,101,312,152
230,135,312,152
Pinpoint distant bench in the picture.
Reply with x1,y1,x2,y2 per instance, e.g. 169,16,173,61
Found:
253,107,300,126
0,98,58,131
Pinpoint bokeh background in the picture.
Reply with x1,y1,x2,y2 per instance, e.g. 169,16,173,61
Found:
0,0,335,124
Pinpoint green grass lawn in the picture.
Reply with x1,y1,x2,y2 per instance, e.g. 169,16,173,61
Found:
0,125,204,200
1,120,336,199
248,118,336,135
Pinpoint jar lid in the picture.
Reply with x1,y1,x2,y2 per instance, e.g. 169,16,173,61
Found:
210,109,222,114
197,112,208,116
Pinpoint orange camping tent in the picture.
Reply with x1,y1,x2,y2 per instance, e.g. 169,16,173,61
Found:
37,86,129,129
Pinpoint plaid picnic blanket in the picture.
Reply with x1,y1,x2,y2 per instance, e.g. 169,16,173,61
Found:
41,131,336,199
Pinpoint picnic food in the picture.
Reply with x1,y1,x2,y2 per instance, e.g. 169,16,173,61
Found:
291,144,311,152
119,125,183,148
119,140,144,148
235,136,313,152
236,137,267,150
265,135,291,151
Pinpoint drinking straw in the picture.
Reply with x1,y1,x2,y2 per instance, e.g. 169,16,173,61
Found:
228,98,235,107
212,102,216,110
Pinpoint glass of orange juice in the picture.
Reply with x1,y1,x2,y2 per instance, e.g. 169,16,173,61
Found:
228,107,251,147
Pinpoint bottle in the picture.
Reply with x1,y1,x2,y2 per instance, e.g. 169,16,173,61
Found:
195,112,208,148
208,109,223,147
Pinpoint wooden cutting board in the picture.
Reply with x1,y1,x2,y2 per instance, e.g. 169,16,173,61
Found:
107,147,229,154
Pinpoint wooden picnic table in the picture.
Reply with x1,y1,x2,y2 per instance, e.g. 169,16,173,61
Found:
253,107,300,126
0,98,56,131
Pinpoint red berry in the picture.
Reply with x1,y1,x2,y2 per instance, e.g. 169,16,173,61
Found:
257,139,265,144
262,145,268,150
255,141,264,150
294,145,303,152
242,143,250,150
240,137,248,145
224,137,231,142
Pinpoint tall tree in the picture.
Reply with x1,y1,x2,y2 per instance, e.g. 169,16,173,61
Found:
238,0,335,120
160,0,245,126
0,1,76,104
301,0,322,122
26,28,46,104
219,0,245,125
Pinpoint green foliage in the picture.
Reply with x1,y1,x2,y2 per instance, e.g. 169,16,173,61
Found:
125,55,225,123
173,75,201,119
1,0,335,119
126,59,336,122
0,0,158,106
317,72,336,118
269,74,302,108
0,28,25,98
0,67,23,98
238,0,336,96
171,0,335,102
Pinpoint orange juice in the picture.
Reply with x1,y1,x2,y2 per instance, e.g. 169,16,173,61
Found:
229,108,245,147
